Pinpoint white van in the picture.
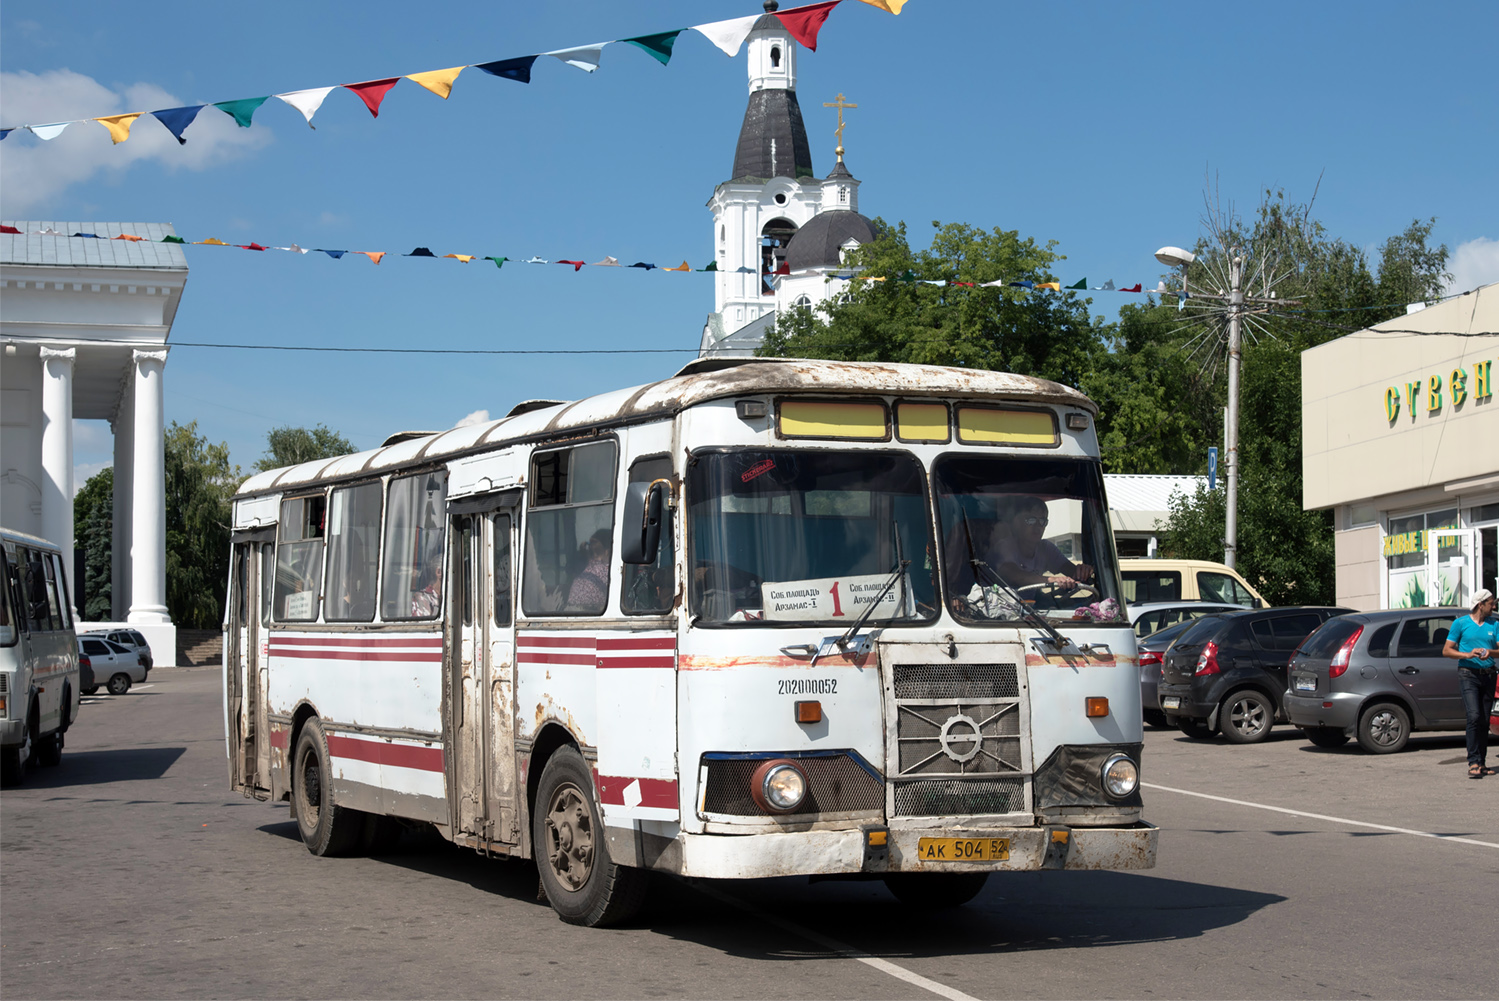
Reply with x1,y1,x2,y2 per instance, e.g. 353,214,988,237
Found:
1119,558,1267,607
2,529,82,785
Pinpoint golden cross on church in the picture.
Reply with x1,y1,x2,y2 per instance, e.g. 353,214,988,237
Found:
823,92,857,162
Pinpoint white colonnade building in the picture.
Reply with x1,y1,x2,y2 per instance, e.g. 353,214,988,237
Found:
1,221,186,659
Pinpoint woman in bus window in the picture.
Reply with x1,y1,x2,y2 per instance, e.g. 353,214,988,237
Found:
566,530,612,612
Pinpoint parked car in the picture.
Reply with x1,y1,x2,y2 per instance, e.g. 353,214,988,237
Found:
1283,607,1490,753
1130,601,1249,638
1138,614,1232,727
81,628,152,671
1120,558,1267,607
78,636,146,695
1158,606,1355,743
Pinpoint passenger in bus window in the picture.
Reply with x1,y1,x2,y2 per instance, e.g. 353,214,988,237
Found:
566,529,612,612
994,496,1094,589
410,561,443,618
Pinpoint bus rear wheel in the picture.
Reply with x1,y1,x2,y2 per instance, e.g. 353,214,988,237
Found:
883,872,990,908
533,746,646,927
293,719,361,857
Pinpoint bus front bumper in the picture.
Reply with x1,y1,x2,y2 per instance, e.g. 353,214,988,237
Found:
666,822,1158,880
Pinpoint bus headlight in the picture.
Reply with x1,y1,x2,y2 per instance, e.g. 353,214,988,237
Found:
750,759,808,813
1100,753,1139,799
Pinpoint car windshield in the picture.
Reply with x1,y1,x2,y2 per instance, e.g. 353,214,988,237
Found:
933,455,1125,625
687,449,938,626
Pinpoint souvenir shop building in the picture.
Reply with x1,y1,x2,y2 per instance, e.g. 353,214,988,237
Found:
1302,283,1498,611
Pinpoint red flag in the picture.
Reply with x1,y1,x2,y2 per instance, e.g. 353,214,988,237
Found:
238,243,268,251
0,225,22,234
345,78,401,118
557,260,586,272
774,1,841,51
1120,283,1142,293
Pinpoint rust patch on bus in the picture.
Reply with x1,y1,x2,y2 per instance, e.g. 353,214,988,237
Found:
678,652,872,672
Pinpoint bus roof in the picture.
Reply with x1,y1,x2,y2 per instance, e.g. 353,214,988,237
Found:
235,357,1094,498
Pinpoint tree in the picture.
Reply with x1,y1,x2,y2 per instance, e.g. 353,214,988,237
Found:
255,424,356,472
73,467,114,620
759,219,1107,388
165,421,245,628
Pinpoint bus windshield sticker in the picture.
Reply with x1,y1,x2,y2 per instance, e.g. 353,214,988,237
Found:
740,458,776,483
760,573,902,622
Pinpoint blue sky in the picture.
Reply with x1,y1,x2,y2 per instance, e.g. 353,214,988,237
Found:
3,0,1496,484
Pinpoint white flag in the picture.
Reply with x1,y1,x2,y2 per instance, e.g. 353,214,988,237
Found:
27,122,73,141
691,14,760,58
543,43,608,73
276,87,336,128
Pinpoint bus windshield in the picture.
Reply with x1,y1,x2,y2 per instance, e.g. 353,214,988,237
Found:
934,455,1126,625
688,449,939,626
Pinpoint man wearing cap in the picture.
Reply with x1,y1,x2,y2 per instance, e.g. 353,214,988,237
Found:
1444,588,1498,779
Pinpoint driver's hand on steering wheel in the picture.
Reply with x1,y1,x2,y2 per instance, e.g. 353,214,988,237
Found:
1044,573,1079,590
1075,563,1095,582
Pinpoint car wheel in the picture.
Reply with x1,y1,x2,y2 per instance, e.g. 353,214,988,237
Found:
1357,702,1410,754
534,745,647,927
883,872,990,908
1178,718,1216,739
1303,726,1350,748
107,673,131,696
293,719,362,857
1220,689,1275,745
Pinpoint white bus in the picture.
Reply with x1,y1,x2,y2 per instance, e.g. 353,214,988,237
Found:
2,528,81,785
224,358,1156,925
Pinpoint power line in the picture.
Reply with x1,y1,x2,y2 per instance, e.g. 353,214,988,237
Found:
168,342,697,355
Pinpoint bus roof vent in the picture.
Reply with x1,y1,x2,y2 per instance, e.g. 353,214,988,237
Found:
380,430,441,447
673,357,794,379
505,399,570,417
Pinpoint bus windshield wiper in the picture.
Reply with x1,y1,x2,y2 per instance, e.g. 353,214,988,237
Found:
827,558,911,660
960,510,1072,653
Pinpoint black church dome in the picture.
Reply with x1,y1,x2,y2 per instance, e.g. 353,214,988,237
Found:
784,210,877,272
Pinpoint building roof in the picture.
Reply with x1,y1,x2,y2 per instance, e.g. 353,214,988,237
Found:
1103,474,1208,533
785,209,877,271
730,88,814,182
0,222,188,270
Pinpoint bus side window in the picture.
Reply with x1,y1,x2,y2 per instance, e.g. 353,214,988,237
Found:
260,545,275,628
523,440,616,617
44,552,70,630
22,551,51,632
381,472,448,621
493,513,513,627
325,481,383,623
622,456,675,615
274,494,327,622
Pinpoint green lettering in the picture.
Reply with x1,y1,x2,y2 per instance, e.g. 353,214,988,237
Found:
1452,368,1468,407
1385,386,1401,421
1406,381,1421,419
1428,374,1442,412
1476,360,1493,400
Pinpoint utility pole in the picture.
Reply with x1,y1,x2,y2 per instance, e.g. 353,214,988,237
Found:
1224,251,1242,569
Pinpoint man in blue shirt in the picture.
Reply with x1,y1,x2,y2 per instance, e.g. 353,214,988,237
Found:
1444,588,1498,778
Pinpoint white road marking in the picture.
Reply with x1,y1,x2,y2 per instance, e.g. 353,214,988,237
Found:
690,881,980,1001
1143,781,1499,849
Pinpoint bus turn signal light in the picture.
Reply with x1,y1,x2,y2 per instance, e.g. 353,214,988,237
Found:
1085,697,1109,718
795,700,822,723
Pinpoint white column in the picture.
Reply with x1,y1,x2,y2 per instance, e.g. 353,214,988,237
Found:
111,383,135,621
39,346,77,614
128,348,170,624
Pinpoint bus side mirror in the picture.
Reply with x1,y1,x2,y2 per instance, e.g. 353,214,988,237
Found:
621,480,667,565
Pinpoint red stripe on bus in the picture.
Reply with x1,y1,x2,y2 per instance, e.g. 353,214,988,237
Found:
269,726,289,750
596,656,675,669
270,636,440,648
517,635,596,649
326,734,445,772
596,637,677,651
596,775,679,810
516,652,596,666
271,648,442,663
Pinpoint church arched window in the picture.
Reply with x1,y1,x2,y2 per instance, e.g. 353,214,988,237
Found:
770,46,781,68
760,218,797,295
793,295,812,309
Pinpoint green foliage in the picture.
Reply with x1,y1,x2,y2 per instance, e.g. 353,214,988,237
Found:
73,467,114,620
165,421,245,629
255,424,355,472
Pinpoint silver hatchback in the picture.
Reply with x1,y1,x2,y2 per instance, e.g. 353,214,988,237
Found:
1284,608,1477,753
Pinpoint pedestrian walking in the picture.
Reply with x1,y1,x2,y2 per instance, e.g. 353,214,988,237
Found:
1443,588,1498,779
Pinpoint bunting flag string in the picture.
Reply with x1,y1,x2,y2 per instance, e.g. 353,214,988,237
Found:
0,1,903,146
1,224,1194,294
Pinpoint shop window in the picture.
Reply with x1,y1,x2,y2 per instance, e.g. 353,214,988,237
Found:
523,441,617,616
274,494,326,622
381,472,448,621
324,482,383,622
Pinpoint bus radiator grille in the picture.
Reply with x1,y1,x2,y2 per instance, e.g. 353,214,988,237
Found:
893,778,1026,817
892,662,1018,700
701,754,883,817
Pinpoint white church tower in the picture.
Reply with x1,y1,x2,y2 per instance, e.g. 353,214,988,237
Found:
701,1,822,355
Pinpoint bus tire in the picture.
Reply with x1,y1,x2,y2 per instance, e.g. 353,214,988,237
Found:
36,731,63,768
0,741,27,787
533,746,646,927
292,719,361,857
883,872,990,908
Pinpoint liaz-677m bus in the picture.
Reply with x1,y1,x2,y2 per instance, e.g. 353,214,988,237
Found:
224,358,1156,925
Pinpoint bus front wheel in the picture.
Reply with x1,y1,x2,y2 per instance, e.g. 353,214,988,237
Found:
533,746,646,927
293,719,361,857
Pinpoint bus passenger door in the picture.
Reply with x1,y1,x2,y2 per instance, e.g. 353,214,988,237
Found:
446,506,521,846
228,532,273,797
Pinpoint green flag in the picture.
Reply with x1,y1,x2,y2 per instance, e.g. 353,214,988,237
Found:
700,260,718,271
160,235,186,244
900,270,917,282
622,30,683,66
485,256,508,269
214,97,269,128
1066,277,1087,290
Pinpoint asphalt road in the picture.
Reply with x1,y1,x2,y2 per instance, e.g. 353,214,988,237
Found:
3,666,1496,1000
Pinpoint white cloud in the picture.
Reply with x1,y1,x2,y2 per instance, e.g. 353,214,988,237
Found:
72,461,110,497
1446,237,1499,295
453,409,490,428
0,69,272,216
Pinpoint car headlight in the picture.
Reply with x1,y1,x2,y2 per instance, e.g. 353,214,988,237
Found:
750,759,809,813
1100,753,1139,799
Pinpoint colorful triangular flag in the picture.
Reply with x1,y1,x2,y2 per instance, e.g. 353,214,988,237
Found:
406,66,465,99
113,234,144,242
629,262,657,270
197,238,229,246
485,256,508,268
699,260,718,271
27,122,73,141
276,87,336,128
557,260,586,271
474,56,539,84
1120,283,1142,293
94,113,143,144
320,249,347,259
691,14,760,57
150,105,204,145
773,1,841,51
1066,277,1087,290
622,30,684,66
1036,282,1061,291
445,254,476,263
214,97,269,128
406,247,437,257
664,261,692,272
160,235,187,244
357,251,386,265
543,43,607,73
852,0,905,12
344,79,401,118
0,224,22,234
591,256,620,266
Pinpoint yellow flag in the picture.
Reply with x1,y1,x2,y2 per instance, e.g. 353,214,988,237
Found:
852,0,905,12
444,254,475,263
406,66,465,99
95,113,142,144
1036,282,1061,291
664,261,692,272
198,238,229,246
359,251,386,265
858,276,887,282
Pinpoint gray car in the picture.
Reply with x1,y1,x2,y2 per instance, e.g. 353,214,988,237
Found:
1284,607,1477,753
